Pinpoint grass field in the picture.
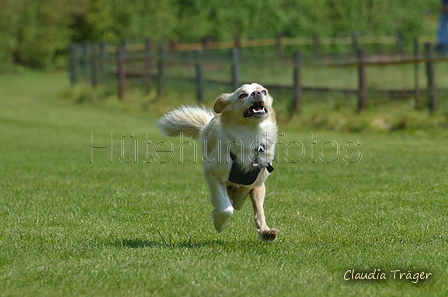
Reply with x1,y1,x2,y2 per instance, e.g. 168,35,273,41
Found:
1,72,447,296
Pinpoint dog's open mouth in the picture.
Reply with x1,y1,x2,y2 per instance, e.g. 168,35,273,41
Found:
243,101,267,118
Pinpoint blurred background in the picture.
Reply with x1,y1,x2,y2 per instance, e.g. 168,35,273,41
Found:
1,0,447,128
0,0,442,70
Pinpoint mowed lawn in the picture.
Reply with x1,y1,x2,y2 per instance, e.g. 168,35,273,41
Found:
1,72,447,296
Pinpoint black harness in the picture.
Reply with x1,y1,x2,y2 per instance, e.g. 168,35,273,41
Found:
228,150,274,186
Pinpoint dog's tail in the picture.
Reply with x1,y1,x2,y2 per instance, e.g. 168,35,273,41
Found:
157,105,214,140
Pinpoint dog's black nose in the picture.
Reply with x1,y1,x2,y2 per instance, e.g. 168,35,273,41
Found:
251,91,263,100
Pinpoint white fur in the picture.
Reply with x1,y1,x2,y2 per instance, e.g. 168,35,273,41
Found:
158,83,279,241
158,105,214,139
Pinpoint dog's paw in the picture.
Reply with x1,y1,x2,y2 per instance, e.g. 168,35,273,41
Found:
213,206,234,233
259,228,278,241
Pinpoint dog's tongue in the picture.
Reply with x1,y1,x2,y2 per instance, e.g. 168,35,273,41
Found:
253,107,264,113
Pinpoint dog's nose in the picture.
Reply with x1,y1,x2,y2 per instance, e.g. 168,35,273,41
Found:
251,91,263,100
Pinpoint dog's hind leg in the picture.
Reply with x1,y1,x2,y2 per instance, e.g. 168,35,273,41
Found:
249,184,277,241
227,185,251,210
205,175,234,233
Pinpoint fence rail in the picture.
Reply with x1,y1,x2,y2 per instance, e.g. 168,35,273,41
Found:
68,34,448,113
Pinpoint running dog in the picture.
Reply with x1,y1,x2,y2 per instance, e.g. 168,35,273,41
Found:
158,83,278,240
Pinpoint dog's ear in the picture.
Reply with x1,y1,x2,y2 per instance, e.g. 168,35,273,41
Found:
214,93,231,113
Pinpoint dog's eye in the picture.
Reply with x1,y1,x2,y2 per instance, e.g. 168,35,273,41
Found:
261,90,267,95
239,93,248,99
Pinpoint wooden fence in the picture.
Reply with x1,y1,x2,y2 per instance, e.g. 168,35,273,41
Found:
68,34,447,113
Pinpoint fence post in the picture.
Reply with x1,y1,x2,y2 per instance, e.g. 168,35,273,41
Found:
352,31,360,54
397,30,404,54
234,34,242,51
169,38,178,53
425,43,437,112
203,36,212,57
413,38,421,110
314,33,321,55
157,43,166,97
276,33,283,58
357,48,367,112
293,51,302,113
231,48,241,89
99,42,107,75
91,44,99,88
144,38,152,94
117,41,126,99
196,50,204,104
68,42,78,86
352,31,361,54
81,41,90,81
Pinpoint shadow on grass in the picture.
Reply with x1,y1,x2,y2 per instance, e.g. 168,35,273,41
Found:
117,238,226,249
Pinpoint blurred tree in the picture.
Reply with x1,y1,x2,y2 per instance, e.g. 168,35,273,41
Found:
0,0,19,71
119,0,178,41
0,0,441,70
0,0,77,70
18,0,75,68
174,0,284,41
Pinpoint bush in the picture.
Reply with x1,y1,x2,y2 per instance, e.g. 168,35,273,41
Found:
0,0,442,70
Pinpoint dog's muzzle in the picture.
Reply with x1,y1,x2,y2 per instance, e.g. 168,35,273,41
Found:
243,91,267,118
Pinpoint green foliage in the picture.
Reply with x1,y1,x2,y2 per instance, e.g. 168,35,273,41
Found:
0,0,442,70
0,0,76,69
174,0,286,41
0,0,18,71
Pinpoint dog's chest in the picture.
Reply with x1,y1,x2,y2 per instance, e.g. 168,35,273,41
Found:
227,140,275,185
228,148,274,185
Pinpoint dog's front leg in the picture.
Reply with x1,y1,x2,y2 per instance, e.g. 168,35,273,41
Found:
205,174,234,233
249,184,277,241
227,185,251,210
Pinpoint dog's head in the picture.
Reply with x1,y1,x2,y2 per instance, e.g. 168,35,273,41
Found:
214,83,275,123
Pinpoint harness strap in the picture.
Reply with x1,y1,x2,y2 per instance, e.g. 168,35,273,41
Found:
228,152,274,185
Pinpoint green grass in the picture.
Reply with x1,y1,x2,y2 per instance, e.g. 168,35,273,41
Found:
1,72,447,296
62,78,448,133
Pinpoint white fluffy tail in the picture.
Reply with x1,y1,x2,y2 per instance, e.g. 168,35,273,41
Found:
157,105,214,140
